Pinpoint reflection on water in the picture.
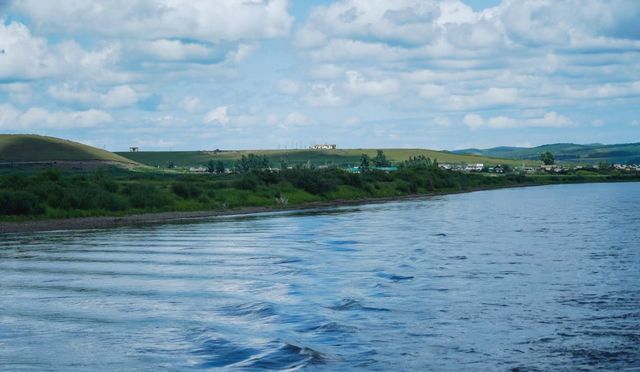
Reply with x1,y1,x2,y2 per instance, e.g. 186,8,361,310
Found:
1,182,639,370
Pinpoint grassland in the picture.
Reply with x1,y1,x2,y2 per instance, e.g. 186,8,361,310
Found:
0,134,138,165
117,148,539,168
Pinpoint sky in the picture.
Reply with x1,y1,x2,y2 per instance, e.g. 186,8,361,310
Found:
0,0,639,151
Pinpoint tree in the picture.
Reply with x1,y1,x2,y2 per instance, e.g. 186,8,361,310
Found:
215,160,225,174
206,159,216,173
373,150,391,167
234,154,270,173
540,151,555,165
359,154,371,172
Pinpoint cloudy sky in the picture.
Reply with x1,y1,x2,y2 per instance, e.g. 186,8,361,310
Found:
1,0,639,151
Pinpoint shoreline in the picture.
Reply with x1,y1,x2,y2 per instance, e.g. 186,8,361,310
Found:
0,180,635,234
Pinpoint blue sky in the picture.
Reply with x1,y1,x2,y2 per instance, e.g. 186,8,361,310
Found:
0,0,639,151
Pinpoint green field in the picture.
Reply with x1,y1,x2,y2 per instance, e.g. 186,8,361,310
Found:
0,135,137,165
117,148,539,168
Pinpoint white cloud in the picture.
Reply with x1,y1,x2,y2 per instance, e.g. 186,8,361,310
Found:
181,96,202,113
203,106,230,125
304,83,345,107
12,0,293,42
102,85,140,108
48,84,141,108
141,39,215,61
433,116,451,127
463,113,484,130
465,111,574,130
0,104,113,129
283,112,312,127
345,70,399,96
225,43,257,63
0,21,127,82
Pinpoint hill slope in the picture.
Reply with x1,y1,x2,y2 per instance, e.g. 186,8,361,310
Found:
0,135,137,165
117,148,536,168
454,143,640,164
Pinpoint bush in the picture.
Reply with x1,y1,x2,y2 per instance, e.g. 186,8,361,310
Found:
0,190,43,215
233,176,259,191
123,184,174,209
171,182,202,198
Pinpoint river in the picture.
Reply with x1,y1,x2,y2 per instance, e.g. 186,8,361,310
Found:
1,182,639,370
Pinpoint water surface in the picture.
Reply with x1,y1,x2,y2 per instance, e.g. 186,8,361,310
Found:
1,183,639,370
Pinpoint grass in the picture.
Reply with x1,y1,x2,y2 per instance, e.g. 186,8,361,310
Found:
116,148,539,168
0,134,138,164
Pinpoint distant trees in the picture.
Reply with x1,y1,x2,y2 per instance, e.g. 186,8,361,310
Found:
373,150,391,167
207,159,226,174
359,154,371,172
207,160,216,173
400,155,438,169
540,151,555,165
235,154,270,173
216,160,225,174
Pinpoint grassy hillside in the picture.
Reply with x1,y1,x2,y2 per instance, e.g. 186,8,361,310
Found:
454,143,640,164
0,135,137,164
117,148,537,168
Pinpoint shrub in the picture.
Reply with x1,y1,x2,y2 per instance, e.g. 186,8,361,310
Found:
0,190,43,215
233,176,259,191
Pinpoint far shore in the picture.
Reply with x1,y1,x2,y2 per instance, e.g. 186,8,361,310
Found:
8,180,637,234
0,183,558,234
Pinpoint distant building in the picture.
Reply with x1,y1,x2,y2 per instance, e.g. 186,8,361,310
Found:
129,147,139,152
465,163,484,172
310,144,337,150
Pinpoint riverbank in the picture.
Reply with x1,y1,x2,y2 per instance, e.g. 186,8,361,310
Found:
2,165,639,234
3,180,629,234
0,183,545,234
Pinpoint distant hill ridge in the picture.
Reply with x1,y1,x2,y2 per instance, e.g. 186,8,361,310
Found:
453,143,640,164
0,134,137,165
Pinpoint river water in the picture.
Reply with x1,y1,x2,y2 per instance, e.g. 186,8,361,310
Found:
1,182,639,370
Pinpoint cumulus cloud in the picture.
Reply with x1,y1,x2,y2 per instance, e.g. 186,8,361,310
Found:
11,0,293,41
294,0,640,114
0,21,127,82
304,83,345,107
464,112,574,130
48,84,142,108
203,106,230,125
0,104,113,129
344,70,399,96
140,39,216,62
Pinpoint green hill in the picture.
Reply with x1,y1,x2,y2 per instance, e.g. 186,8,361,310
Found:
453,143,640,164
117,148,537,168
0,135,138,165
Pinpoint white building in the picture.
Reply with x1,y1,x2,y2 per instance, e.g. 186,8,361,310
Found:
310,144,337,150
